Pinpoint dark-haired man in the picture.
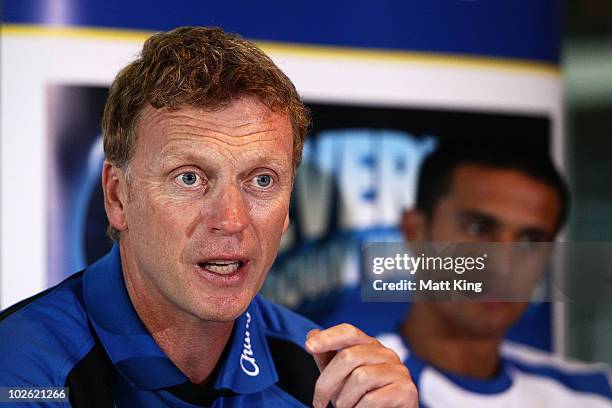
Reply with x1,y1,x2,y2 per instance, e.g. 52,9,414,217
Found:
0,27,416,408
378,140,612,407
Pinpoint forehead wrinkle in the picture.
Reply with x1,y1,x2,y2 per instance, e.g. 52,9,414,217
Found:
157,107,281,134
161,146,289,168
157,133,284,161
156,137,290,169
162,121,279,139
166,111,274,128
137,104,291,150
136,105,293,173
166,129,281,147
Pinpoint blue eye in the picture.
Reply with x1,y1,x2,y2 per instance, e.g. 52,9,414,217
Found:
254,175,272,188
178,172,199,186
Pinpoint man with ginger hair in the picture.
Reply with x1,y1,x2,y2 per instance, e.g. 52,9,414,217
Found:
0,27,416,407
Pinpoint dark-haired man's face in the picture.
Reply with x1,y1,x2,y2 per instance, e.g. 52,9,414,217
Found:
403,163,561,337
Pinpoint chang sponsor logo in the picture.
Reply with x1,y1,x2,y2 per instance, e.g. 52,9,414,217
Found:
240,312,260,377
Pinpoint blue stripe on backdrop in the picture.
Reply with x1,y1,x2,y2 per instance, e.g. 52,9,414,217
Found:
3,0,561,63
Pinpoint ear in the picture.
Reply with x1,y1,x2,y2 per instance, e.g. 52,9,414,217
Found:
400,209,428,242
282,212,290,234
102,161,129,233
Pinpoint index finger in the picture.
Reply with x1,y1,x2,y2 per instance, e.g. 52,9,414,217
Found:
306,323,373,354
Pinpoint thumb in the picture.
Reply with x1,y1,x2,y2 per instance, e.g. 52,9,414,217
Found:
306,329,336,372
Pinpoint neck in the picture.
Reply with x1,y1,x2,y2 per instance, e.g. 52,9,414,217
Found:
402,303,503,379
120,241,234,385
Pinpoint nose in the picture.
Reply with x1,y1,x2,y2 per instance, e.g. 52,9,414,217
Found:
207,184,250,235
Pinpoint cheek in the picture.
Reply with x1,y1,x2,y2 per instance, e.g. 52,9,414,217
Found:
128,186,201,240
249,196,290,245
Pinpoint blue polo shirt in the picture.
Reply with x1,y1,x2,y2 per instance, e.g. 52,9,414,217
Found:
0,245,321,407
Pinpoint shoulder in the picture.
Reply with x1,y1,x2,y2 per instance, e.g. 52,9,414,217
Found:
502,341,612,400
0,272,95,387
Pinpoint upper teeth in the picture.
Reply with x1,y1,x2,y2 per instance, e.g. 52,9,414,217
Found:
203,261,241,274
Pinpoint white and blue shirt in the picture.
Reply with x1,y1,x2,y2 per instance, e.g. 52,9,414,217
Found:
378,332,612,408
0,245,321,407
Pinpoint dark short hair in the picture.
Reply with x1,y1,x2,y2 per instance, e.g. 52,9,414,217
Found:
415,137,570,231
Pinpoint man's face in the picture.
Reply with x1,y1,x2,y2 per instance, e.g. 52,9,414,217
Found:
404,164,561,337
108,97,294,324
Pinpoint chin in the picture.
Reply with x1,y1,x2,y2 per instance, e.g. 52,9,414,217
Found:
190,292,254,322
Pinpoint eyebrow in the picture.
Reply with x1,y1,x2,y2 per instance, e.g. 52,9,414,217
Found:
458,210,553,240
458,210,499,228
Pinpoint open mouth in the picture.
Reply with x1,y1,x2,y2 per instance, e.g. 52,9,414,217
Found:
198,260,246,274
